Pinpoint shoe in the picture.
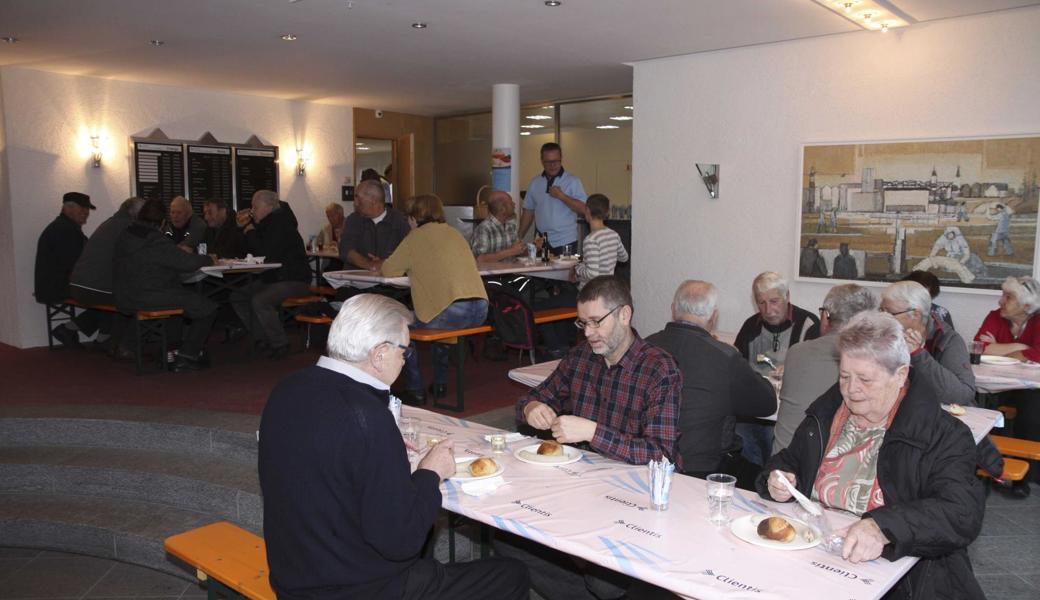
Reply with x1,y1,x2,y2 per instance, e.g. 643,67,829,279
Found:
266,344,291,359
399,388,427,406
428,383,447,398
51,326,81,348
170,354,208,373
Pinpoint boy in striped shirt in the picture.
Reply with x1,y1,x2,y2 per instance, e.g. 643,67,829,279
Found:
574,194,629,289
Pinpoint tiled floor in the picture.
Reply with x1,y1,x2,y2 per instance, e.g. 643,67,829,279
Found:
0,548,204,600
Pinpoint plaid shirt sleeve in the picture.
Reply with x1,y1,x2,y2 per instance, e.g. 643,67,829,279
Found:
590,353,683,467
470,220,493,256
515,355,572,426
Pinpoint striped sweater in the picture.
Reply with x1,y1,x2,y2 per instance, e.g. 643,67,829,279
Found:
575,227,629,289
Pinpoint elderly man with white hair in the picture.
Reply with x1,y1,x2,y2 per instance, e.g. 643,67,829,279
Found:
315,201,345,251
646,280,776,487
471,191,527,263
774,284,879,453
259,294,529,600
733,271,820,466
881,281,976,407
164,195,206,249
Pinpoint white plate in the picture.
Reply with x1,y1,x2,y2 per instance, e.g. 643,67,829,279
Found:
980,355,1020,366
730,514,822,551
552,258,579,266
513,443,583,466
449,457,505,481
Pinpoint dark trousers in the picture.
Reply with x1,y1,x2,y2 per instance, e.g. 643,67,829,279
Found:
400,556,529,600
142,290,218,359
66,286,112,337
231,279,310,347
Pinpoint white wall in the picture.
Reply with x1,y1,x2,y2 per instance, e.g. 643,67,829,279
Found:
631,7,1040,336
0,67,354,348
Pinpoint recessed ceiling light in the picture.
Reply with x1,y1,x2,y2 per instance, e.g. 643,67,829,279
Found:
541,105,553,109
149,40,164,47
521,124,545,129
526,115,552,120
596,125,619,130
609,116,633,121
412,22,427,29
356,146,370,151
623,105,633,110
520,132,531,136
280,33,298,41
545,1,562,6
2,36,18,44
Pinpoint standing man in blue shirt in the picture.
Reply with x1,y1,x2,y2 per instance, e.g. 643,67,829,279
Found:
519,143,588,254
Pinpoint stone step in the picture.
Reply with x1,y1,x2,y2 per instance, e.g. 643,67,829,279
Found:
0,405,259,464
0,446,261,532
0,493,219,580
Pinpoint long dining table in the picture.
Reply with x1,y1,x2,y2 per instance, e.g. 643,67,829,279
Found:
322,257,577,289
405,405,917,600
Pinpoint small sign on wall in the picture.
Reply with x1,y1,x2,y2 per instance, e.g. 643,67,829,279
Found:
342,185,355,203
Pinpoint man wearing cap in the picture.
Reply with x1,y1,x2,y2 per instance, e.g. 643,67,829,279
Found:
34,192,99,348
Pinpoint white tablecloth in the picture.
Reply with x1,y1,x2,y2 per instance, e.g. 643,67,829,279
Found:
973,362,1040,393
323,259,575,290
183,262,282,283
405,406,916,600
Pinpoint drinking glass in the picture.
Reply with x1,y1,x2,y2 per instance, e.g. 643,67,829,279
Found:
706,473,737,526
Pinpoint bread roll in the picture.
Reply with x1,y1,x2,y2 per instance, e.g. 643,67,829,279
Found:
537,441,564,456
948,403,966,416
468,457,499,477
757,516,796,543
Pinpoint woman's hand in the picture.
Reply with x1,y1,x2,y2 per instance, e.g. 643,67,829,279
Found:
979,332,996,344
840,518,889,563
766,470,797,502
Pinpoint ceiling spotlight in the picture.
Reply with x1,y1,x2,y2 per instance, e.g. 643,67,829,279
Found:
2,36,18,43
412,22,427,29
841,1,858,13
526,115,552,120
149,39,164,46
623,105,633,110
541,105,553,109
520,132,531,136
280,33,298,41
609,116,633,121
596,125,619,130
521,124,545,129
545,1,562,6
861,12,873,21
881,22,889,33
356,146,370,151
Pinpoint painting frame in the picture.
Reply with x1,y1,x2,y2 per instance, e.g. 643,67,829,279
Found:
794,133,1040,293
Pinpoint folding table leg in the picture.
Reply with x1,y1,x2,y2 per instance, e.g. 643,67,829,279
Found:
434,340,466,413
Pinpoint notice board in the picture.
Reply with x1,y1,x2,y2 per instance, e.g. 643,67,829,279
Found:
134,142,185,204
234,147,279,211
187,145,233,213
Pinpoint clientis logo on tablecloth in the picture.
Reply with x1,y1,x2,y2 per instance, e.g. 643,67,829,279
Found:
511,499,552,518
700,570,763,593
614,519,662,539
810,561,874,585
605,495,648,511
425,425,451,436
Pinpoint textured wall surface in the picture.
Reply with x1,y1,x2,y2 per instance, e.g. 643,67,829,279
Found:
0,67,355,347
631,7,1040,336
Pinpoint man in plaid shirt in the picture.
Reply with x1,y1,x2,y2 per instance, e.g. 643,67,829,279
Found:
516,275,683,466
470,191,528,263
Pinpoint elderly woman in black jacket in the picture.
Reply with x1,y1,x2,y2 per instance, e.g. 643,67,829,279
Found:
757,311,985,600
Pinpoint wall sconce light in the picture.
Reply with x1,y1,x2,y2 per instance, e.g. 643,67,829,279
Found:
696,163,719,198
90,134,103,168
296,148,307,176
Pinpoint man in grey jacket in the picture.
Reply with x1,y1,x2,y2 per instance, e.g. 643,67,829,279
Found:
773,284,878,454
880,281,976,407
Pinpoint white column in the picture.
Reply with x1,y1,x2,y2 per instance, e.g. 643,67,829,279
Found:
491,83,520,211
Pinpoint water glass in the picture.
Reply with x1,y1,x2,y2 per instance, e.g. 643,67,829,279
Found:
399,417,419,452
490,433,507,454
706,473,737,526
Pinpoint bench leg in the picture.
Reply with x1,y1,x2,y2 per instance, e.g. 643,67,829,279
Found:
134,319,144,375
433,340,466,413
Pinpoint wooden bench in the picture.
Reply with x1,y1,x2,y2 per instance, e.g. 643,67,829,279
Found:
293,308,579,412
991,435,1040,461
978,457,1030,483
165,521,274,600
309,285,337,297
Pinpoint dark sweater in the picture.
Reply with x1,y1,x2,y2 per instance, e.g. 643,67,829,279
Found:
733,303,820,360
34,213,86,303
244,207,310,283
646,322,777,473
258,365,442,600
339,209,410,268
71,208,133,293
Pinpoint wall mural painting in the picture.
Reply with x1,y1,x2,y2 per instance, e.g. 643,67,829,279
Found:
797,136,1040,290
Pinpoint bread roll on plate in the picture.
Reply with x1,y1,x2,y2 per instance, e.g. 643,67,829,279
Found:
537,440,564,456
468,457,499,477
757,516,796,543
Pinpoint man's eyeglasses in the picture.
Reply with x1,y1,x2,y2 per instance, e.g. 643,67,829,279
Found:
384,342,414,359
574,305,621,331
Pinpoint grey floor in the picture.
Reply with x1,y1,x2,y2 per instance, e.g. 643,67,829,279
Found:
1,401,1036,600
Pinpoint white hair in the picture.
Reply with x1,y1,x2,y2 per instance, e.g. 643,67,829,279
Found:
170,196,191,210
252,189,280,209
752,271,788,299
673,280,718,320
356,179,385,203
1002,276,1040,315
327,294,412,363
822,284,878,325
838,311,910,374
881,281,932,325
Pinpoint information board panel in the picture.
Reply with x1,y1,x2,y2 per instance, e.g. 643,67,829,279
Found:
234,147,278,211
187,145,233,214
134,142,185,203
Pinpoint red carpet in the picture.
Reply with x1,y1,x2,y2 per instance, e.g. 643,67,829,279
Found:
0,339,529,418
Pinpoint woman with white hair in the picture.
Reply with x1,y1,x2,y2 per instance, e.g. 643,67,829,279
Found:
976,276,1040,446
880,280,975,407
758,311,985,599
